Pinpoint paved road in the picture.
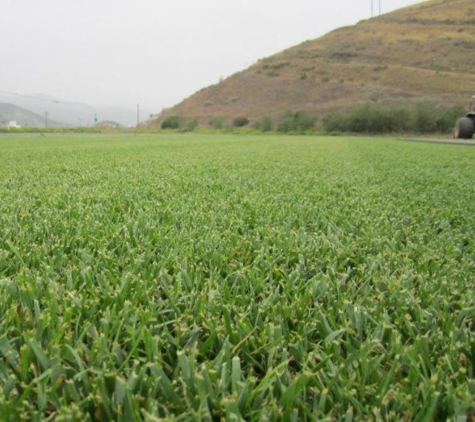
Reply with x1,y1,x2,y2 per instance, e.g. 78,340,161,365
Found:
398,137,475,146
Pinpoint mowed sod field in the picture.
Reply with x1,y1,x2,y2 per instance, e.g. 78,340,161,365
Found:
1,134,475,421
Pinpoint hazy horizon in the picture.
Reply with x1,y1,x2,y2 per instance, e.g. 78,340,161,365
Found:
2,0,426,114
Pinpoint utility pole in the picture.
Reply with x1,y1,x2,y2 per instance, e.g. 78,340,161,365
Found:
44,111,49,127
136,103,140,128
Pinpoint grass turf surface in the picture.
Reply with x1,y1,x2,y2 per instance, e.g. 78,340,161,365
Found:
1,134,475,421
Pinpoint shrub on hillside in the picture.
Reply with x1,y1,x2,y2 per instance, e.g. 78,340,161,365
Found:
435,107,466,133
209,117,225,129
160,116,198,132
412,104,438,134
278,110,316,133
412,104,467,134
233,116,250,127
278,110,296,133
161,116,181,130
323,103,465,134
253,116,273,132
182,119,198,132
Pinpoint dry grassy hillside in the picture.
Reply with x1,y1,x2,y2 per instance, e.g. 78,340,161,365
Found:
149,0,475,127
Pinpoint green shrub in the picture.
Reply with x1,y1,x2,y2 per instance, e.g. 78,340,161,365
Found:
233,116,250,127
323,104,398,134
322,110,347,133
161,116,181,130
253,116,273,132
295,111,316,132
160,116,199,132
278,110,296,133
435,107,466,133
278,110,316,133
182,119,198,132
417,105,467,134
323,103,464,134
209,117,225,129
412,104,438,134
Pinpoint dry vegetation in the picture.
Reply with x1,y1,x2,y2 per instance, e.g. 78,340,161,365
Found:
149,0,475,128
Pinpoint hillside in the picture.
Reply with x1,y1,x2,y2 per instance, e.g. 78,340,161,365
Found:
0,103,63,127
149,0,475,127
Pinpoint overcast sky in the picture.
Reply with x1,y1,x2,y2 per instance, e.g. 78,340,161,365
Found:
1,0,427,113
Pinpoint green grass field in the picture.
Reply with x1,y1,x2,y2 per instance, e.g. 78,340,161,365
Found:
1,134,475,421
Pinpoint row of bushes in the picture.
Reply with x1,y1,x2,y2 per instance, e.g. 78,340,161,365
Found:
209,116,251,129
322,104,466,134
220,111,316,133
161,115,251,132
160,116,198,132
162,104,462,135
161,110,315,134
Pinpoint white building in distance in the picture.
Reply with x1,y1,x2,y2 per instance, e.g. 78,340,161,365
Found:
7,120,21,128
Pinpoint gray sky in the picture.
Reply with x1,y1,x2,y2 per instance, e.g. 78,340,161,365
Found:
1,0,426,113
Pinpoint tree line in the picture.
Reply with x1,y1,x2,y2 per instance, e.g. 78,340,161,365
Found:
160,103,464,135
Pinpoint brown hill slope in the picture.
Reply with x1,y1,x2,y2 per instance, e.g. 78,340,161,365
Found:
149,0,475,127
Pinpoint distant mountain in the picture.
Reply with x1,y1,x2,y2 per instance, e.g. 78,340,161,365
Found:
0,93,152,127
0,103,62,127
148,0,475,127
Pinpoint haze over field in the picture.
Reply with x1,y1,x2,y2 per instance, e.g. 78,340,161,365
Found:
2,0,426,114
